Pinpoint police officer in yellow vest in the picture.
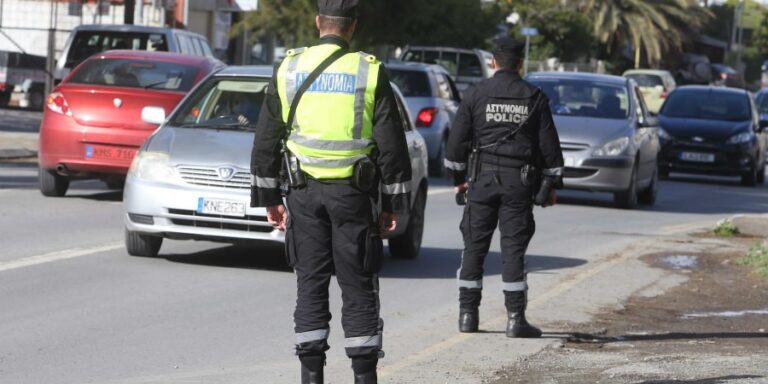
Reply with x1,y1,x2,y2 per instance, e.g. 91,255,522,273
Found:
250,1,412,383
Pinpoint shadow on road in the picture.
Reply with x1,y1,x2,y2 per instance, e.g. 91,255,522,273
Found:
634,375,764,384
164,242,293,272
380,247,587,279
544,331,768,344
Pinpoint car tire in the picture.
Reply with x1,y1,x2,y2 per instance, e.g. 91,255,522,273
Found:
757,165,765,185
39,167,70,197
614,165,638,209
428,136,447,177
741,166,758,187
125,229,162,257
389,184,426,259
638,167,658,206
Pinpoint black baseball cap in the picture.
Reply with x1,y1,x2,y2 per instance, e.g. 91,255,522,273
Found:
318,0,359,18
494,37,525,57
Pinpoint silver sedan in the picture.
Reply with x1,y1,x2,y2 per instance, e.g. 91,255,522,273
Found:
123,66,429,258
526,72,661,209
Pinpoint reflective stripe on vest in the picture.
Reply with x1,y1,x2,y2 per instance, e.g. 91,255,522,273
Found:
277,45,380,180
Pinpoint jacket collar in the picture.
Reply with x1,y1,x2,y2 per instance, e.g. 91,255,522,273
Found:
319,34,350,51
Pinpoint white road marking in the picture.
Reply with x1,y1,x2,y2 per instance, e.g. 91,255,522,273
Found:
0,242,123,273
427,188,453,196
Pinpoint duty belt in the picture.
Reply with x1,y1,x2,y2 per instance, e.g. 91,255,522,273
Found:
479,163,522,173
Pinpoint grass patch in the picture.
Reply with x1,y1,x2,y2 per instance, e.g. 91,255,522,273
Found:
713,219,739,237
739,242,768,278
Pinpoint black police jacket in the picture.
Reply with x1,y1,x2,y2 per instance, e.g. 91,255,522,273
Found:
444,70,564,186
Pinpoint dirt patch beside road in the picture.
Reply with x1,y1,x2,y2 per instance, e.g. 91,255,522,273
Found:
492,236,768,384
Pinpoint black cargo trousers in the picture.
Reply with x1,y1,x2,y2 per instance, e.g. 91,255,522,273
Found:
286,179,384,359
458,168,536,313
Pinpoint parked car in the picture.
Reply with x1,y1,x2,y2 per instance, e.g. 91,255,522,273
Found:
55,24,214,84
526,72,661,209
399,46,494,92
0,51,47,110
623,69,676,115
386,61,460,176
39,50,222,197
756,88,768,163
711,64,745,89
657,86,766,186
123,66,429,259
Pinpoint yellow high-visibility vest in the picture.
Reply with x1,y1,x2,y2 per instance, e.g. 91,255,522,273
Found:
276,44,380,180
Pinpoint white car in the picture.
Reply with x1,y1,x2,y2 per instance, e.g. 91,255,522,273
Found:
123,66,429,259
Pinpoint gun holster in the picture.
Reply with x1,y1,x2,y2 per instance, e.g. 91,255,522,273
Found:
282,150,307,189
352,156,378,192
520,164,542,189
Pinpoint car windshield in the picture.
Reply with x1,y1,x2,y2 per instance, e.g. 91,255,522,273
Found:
68,58,199,91
66,31,168,68
626,74,664,88
660,90,750,121
387,69,432,97
171,78,268,130
529,79,629,119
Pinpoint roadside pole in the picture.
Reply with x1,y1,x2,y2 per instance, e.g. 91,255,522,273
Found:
521,27,538,76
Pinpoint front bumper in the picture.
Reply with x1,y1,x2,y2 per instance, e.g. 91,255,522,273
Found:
124,175,285,244
562,156,634,192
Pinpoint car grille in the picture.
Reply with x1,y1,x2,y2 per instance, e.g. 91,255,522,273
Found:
167,209,273,233
560,142,591,152
177,166,251,190
564,167,598,179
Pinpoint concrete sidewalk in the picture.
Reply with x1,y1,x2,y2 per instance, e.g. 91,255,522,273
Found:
0,131,38,159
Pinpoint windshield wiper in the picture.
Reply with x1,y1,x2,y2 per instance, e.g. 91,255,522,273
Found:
144,80,175,90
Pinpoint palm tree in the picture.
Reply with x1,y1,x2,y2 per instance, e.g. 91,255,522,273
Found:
577,0,712,68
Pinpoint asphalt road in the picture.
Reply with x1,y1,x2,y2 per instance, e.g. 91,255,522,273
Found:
0,108,42,133
1,161,766,383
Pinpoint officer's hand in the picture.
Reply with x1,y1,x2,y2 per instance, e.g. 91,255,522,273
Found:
267,204,288,231
454,182,469,194
543,190,557,208
379,211,397,236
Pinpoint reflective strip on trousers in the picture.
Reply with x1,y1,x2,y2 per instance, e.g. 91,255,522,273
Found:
352,57,371,139
289,132,372,151
252,175,279,189
380,181,411,195
502,281,528,292
293,153,368,168
345,334,381,349
296,328,330,344
543,167,564,176
444,159,467,171
458,279,482,289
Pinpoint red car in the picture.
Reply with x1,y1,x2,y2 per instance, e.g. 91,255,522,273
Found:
38,50,222,197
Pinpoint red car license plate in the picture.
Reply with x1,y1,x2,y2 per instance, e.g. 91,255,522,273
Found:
85,145,136,161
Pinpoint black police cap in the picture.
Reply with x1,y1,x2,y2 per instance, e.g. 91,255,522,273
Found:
494,37,525,57
318,0,359,18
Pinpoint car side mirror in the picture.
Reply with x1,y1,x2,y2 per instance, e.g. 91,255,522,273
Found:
142,106,166,126
640,116,658,128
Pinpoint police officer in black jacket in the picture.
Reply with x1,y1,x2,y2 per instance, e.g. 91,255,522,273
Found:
444,38,564,338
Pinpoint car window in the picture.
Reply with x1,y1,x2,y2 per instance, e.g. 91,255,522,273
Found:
634,86,650,121
626,74,664,88
68,58,199,91
435,74,455,100
436,52,458,77
387,69,432,97
176,35,193,54
530,79,629,119
171,78,268,129
424,50,440,65
66,31,167,68
402,50,423,63
458,53,483,77
660,90,750,121
198,38,213,56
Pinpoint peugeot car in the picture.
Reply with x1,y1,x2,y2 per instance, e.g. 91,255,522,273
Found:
123,66,429,259
527,72,661,209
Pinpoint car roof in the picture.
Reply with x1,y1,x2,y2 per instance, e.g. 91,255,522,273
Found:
90,50,219,66
623,69,672,76
674,85,748,96
385,61,449,75
74,24,183,33
214,66,275,78
404,46,487,55
526,71,628,86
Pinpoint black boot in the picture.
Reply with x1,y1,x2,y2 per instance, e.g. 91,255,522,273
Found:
506,311,542,338
458,309,479,333
351,354,378,384
299,354,325,384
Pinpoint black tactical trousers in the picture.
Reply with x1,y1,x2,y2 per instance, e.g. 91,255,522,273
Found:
458,170,536,313
286,179,383,359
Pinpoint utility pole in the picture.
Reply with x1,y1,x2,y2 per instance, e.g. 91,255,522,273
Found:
124,0,135,25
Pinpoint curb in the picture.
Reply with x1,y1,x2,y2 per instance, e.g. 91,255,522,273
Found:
731,214,768,238
0,148,37,160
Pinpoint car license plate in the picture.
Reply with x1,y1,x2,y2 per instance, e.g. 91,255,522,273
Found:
197,198,246,217
85,145,137,161
680,152,715,163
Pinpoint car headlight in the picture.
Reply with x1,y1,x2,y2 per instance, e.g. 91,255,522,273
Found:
658,128,673,140
593,137,630,157
128,151,177,181
726,132,755,145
